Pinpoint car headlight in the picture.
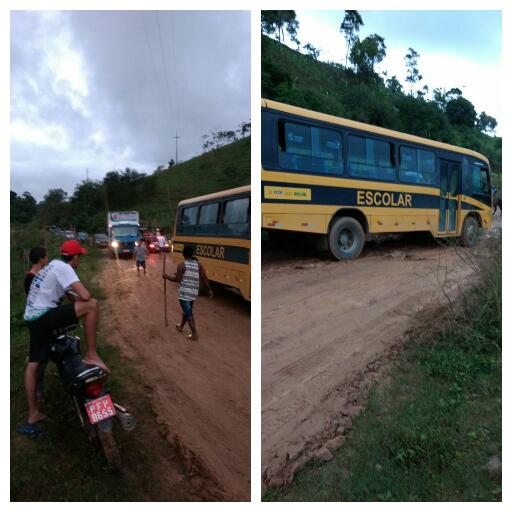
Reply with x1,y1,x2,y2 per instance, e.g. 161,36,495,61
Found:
135,241,139,247
111,241,119,248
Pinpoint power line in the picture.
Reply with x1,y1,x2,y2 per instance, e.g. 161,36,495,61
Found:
156,11,174,124
139,12,169,122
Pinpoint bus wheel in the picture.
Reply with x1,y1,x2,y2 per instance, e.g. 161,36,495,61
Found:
460,216,480,247
328,217,365,260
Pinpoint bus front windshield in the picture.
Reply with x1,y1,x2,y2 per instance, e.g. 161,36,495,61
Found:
112,226,139,237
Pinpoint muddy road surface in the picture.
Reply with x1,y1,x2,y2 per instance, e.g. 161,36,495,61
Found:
99,253,250,500
262,233,484,487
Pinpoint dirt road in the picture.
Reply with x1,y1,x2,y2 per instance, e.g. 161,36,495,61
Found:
262,235,480,487
98,253,250,500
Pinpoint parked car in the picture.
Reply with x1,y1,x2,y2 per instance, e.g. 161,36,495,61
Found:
77,231,88,243
94,233,109,248
64,230,76,240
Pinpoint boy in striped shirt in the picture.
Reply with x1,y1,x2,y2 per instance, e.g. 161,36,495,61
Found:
163,245,213,340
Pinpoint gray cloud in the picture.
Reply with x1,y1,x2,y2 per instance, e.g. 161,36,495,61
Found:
11,10,250,201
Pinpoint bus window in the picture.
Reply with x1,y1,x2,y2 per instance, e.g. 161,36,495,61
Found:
219,197,250,236
278,121,342,175
399,146,436,185
472,164,490,195
462,157,471,194
196,202,220,235
177,206,198,235
348,134,395,181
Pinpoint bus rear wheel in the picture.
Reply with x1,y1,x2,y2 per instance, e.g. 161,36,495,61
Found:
459,216,480,248
328,217,365,260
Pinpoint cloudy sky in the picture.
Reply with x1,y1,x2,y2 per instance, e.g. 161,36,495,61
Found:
282,10,501,134
11,10,250,201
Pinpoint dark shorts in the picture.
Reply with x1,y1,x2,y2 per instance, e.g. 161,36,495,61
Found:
27,303,79,362
136,260,146,268
179,299,194,320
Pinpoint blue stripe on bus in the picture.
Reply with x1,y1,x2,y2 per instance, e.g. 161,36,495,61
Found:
174,242,250,265
262,182,484,211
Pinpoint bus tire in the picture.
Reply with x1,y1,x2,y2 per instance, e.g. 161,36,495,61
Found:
459,216,480,248
328,217,365,260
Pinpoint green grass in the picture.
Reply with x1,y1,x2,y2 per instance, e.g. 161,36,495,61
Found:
265,237,501,502
11,226,193,501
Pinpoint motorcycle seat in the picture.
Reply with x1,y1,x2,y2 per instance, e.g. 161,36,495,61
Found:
61,357,103,384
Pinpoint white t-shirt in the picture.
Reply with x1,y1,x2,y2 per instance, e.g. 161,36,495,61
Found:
24,259,80,321
157,235,166,248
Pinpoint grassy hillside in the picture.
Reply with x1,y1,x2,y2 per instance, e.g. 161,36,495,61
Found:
262,36,501,174
134,137,250,233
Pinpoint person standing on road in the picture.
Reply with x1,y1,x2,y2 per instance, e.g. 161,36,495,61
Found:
134,240,148,275
19,240,109,436
156,230,166,253
162,245,213,340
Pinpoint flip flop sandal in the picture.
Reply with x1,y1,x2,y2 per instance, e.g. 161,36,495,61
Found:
187,333,199,341
175,324,183,333
16,423,46,438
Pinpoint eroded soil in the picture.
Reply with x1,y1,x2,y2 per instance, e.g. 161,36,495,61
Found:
261,234,482,487
98,253,250,500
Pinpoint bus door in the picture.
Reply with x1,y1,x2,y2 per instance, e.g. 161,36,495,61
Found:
439,159,461,234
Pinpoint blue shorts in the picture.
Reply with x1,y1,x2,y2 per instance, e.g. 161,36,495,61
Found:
179,299,194,319
136,260,146,268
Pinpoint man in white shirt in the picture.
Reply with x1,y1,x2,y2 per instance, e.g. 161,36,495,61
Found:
21,240,108,431
156,229,166,253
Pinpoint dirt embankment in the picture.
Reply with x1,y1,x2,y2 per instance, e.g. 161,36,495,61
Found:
98,253,250,500
262,235,480,487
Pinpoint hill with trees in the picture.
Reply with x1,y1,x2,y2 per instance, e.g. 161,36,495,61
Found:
261,11,501,178
11,134,250,234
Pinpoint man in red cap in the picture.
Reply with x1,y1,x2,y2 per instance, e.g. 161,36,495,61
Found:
19,240,108,435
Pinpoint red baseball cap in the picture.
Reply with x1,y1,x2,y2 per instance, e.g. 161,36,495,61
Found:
61,240,88,256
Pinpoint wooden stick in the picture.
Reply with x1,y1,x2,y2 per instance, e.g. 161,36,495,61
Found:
163,253,168,327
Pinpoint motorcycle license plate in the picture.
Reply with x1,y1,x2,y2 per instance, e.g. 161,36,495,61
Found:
85,395,116,424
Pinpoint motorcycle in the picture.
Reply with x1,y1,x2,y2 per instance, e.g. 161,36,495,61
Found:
49,324,136,469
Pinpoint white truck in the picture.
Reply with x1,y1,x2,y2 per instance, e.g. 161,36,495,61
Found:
107,211,140,256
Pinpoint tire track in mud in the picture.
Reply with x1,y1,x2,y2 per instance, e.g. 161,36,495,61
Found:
98,253,250,500
262,241,477,488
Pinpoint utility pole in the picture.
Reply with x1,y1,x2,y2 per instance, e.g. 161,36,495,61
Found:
173,132,181,165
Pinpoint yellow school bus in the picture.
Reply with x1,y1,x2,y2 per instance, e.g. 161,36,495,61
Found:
172,185,251,300
262,99,493,260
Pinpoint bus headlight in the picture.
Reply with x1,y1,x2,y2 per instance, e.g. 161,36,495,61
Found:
111,241,119,248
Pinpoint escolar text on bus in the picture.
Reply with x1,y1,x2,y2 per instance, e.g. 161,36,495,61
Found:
356,190,412,208
196,244,225,259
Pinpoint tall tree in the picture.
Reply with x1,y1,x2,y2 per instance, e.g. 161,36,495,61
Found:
445,96,477,128
476,112,498,134
340,10,364,68
238,121,251,138
349,34,386,77
10,191,37,224
39,188,69,226
303,42,320,60
261,11,299,46
386,75,403,94
404,47,423,94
